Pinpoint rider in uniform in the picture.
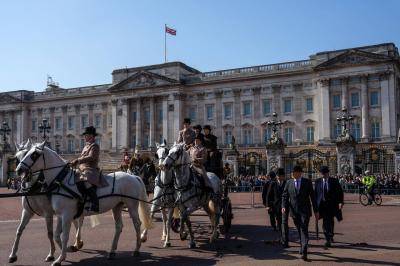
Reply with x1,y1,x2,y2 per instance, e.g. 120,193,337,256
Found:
203,125,220,175
70,126,107,212
188,134,214,193
177,118,196,149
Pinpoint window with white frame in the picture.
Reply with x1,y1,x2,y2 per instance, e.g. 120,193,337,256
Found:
334,124,342,138
243,129,253,145
351,92,360,108
351,122,361,141
158,109,163,123
264,128,272,142
283,99,292,113
55,117,62,131
333,94,341,109
243,102,252,117
68,116,75,130
224,130,232,145
80,138,85,149
306,98,313,112
132,111,137,123
284,127,293,145
370,91,379,107
67,139,75,153
189,106,196,121
306,127,314,143
81,114,88,129
263,99,272,115
94,114,101,128
95,137,101,147
144,108,150,126
371,122,380,140
31,119,37,132
206,105,214,121
224,103,232,120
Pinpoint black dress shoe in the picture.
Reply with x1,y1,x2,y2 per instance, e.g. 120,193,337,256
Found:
281,243,289,248
324,241,331,248
299,249,303,255
301,254,308,261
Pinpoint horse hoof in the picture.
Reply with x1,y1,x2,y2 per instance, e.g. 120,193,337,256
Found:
180,232,188,241
108,252,116,260
133,251,140,257
45,256,55,262
9,256,17,263
77,240,84,249
52,262,62,266
141,236,147,243
163,242,171,248
67,245,79,252
189,242,196,249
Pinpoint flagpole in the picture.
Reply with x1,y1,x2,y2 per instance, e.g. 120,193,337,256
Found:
164,24,167,63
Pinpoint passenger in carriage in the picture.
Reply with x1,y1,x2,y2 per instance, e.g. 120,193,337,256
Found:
203,125,219,173
70,126,107,212
177,118,196,149
193,124,204,143
188,133,214,193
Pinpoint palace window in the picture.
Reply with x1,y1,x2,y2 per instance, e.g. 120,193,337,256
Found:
306,127,314,143
95,137,101,147
243,129,253,145
306,98,313,112
333,94,341,109
206,105,214,121
264,128,272,142
334,124,342,138
132,111,137,123
68,116,75,130
351,122,361,142
158,109,163,123
351,92,360,108
189,106,196,121
67,139,75,153
144,108,150,126
243,102,252,117
371,122,381,140
81,114,88,129
94,114,101,128
55,117,62,131
224,130,232,145
284,128,293,145
263,99,272,115
131,135,136,148
283,99,292,113
31,119,37,132
224,103,232,120
370,91,379,107
80,138,85,149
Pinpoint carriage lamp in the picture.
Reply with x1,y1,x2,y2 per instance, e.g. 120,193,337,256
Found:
39,119,51,141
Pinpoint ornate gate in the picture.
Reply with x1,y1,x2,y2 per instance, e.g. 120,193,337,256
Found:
357,147,394,174
283,149,335,180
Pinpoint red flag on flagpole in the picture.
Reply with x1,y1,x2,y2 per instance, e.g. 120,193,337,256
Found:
165,26,176,36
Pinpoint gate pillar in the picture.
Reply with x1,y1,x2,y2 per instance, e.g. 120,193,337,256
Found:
336,135,356,175
266,141,285,173
394,144,400,174
225,147,239,177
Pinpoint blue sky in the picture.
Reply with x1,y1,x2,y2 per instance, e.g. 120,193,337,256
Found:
0,0,399,92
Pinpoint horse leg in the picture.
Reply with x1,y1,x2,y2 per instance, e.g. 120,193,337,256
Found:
54,217,62,249
44,216,56,262
161,208,167,241
108,203,124,260
127,203,142,257
163,208,173,248
9,209,33,263
185,216,196,249
52,214,73,266
69,216,84,252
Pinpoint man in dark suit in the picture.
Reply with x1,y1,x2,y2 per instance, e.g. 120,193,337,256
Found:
314,165,344,247
282,165,318,261
262,171,277,231
266,168,288,247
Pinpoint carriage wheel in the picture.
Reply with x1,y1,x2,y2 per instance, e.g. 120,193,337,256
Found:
359,193,369,206
374,194,382,206
221,199,233,234
171,218,181,233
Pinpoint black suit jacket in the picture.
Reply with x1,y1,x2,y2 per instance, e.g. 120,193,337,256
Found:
282,177,317,218
262,180,272,206
266,180,287,212
314,177,344,220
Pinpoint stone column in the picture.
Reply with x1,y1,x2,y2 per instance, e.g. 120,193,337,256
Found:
196,92,205,125
16,106,29,143
135,98,142,149
336,141,356,175
149,97,155,149
101,102,108,132
111,99,118,151
380,72,391,140
74,105,81,151
162,96,169,144
15,110,23,144
252,87,261,144
120,98,129,149
317,79,331,143
361,75,370,141
61,105,68,152
233,89,242,143
214,90,223,143
341,77,349,110
37,108,43,141
173,93,184,142
88,104,94,126
49,107,55,147
0,155,7,186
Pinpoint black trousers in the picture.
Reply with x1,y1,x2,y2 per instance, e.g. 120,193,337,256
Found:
320,201,335,241
292,214,310,255
268,210,276,229
277,209,289,245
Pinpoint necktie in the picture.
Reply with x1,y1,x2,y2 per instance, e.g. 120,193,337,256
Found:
323,179,328,201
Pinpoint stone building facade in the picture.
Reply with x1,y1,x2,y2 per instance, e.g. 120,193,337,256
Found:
1,43,400,177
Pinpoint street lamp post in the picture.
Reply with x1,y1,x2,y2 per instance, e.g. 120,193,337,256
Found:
336,107,354,136
39,119,51,145
0,121,11,152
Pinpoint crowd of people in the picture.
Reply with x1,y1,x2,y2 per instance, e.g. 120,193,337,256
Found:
335,173,400,190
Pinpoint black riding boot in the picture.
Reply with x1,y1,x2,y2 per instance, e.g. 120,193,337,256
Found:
87,186,99,212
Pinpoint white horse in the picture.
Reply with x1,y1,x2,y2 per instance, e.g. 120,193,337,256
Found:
141,141,177,247
16,142,152,266
9,140,84,264
161,143,221,248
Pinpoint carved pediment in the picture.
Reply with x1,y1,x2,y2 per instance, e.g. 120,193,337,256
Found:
315,49,392,70
108,70,180,92
0,93,20,104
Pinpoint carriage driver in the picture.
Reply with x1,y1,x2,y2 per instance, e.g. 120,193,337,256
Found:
188,134,214,193
177,118,196,149
70,126,107,212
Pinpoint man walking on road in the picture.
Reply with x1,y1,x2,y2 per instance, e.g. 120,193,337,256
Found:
314,166,344,247
282,165,318,261
262,171,277,231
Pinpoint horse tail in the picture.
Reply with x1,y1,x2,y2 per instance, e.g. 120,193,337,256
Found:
208,199,216,214
138,182,153,230
173,207,180,219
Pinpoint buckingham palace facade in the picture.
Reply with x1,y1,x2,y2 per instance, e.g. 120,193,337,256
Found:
1,43,400,175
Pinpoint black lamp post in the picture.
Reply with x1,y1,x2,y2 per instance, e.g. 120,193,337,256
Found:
266,112,283,142
0,121,11,152
336,107,353,136
39,119,51,143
